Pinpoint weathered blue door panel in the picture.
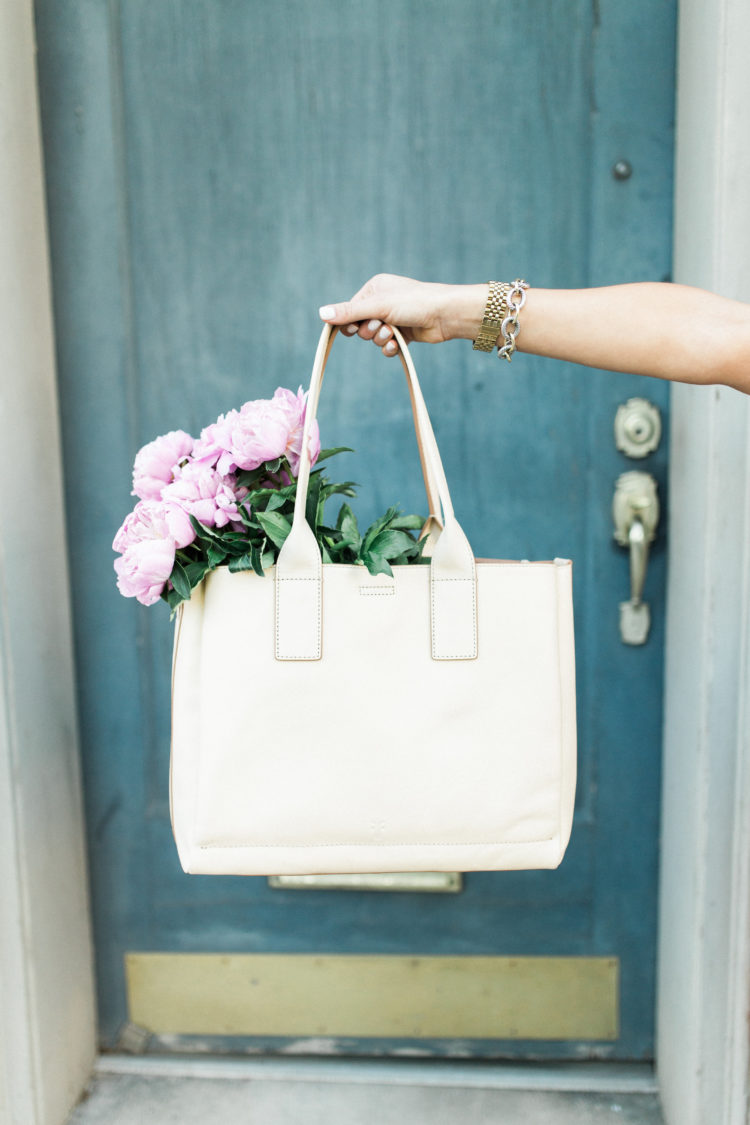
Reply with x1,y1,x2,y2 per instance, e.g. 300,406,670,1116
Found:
34,0,675,1057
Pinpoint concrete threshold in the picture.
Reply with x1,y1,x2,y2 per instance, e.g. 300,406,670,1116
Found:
65,1056,664,1125
97,1053,657,1092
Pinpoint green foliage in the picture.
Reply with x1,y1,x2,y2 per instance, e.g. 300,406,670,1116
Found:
163,448,426,612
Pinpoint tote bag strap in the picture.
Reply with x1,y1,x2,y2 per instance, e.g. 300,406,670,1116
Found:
307,326,443,527
276,324,477,663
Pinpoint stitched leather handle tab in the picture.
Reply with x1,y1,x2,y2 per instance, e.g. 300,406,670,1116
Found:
276,325,477,661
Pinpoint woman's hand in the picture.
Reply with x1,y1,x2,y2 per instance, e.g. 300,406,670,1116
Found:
319,274,487,356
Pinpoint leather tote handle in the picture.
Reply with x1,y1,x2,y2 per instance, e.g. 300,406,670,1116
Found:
303,326,444,527
275,324,477,662
296,324,458,539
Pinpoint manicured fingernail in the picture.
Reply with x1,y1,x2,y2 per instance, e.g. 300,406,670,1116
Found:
377,326,391,341
367,320,381,332
384,340,397,353
344,324,358,335
319,305,335,319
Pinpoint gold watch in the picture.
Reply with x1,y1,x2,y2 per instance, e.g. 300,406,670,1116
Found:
472,281,510,352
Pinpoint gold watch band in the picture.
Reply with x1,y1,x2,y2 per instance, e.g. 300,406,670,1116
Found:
472,281,511,352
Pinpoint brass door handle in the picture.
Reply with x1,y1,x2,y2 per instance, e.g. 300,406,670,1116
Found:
612,471,660,645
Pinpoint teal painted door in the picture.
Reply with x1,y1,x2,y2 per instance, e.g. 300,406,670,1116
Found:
35,0,675,1059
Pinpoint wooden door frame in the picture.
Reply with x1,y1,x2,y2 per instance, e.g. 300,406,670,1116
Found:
656,2,750,1123
0,4,96,1125
1,1,749,1122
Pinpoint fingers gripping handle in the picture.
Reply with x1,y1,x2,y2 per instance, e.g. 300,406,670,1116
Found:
275,324,477,662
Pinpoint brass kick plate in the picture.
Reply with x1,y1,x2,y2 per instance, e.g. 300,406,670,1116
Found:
125,953,619,1041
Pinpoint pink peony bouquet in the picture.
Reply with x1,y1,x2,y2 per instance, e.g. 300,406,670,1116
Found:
114,386,426,611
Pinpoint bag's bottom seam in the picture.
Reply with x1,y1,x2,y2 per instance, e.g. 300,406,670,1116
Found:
197,837,557,849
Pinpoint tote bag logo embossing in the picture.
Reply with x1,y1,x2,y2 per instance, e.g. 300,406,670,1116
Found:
170,326,576,875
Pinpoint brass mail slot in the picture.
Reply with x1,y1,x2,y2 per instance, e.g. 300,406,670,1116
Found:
268,872,462,893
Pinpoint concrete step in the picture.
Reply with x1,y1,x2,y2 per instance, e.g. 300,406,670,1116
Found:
67,1057,664,1125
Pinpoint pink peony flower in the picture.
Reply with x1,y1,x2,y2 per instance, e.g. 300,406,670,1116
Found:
196,388,320,478
115,387,323,609
215,481,250,528
191,420,225,468
113,498,195,606
273,386,321,474
161,463,248,528
113,498,195,553
114,539,176,606
132,430,194,500
214,401,290,476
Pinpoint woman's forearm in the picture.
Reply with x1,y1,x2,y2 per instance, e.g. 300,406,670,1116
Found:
442,281,750,390
517,283,750,390
320,276,750,393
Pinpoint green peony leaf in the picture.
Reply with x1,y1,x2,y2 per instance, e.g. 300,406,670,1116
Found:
336,503,361,549
316,446,354,464
264,492,288,512
361,506,401,553
389,513,425,531
228,553,255,573
166,587,185,612
188,514,221,542
246,482,297,504
184,561,209,588
321,480,357,498
368,529,421,560
170,560,192,600
232,505,254,528
220,537,253,556
361,550,394,578
207,543,228,567
234,466,268,489
305,472,323,531
250,544,266,576
255,510,292,549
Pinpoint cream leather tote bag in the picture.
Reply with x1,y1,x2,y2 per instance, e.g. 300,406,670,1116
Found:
170,325,576,875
